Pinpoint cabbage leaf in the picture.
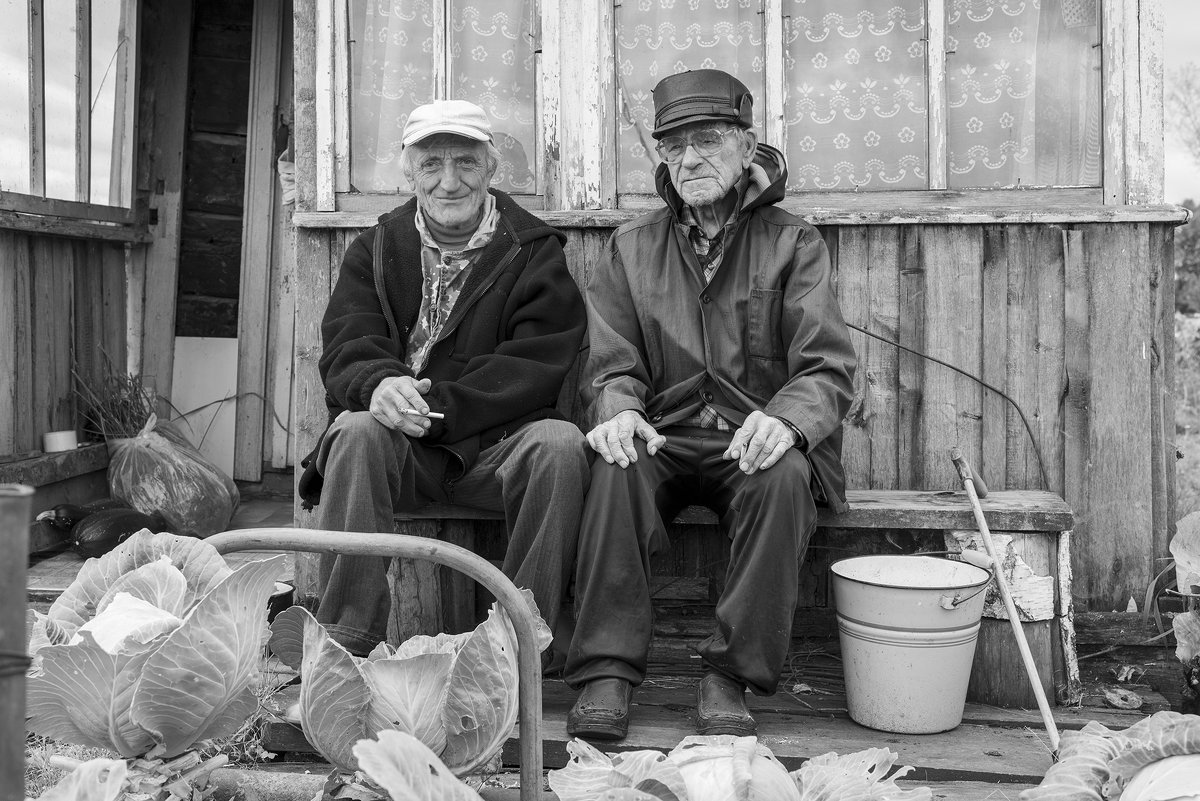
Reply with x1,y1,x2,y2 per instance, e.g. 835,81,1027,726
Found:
269,588,551,777
354,730,484,801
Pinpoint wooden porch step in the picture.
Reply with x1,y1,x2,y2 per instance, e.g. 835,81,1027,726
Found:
260,679,1146,785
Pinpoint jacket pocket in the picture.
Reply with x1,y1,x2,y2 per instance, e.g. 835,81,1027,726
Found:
747,288,784,359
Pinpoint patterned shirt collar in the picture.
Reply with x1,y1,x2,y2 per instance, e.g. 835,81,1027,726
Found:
680,173,750,281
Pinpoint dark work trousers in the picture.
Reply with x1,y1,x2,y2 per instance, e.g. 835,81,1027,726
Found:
563,426,817,696
312,410,589,656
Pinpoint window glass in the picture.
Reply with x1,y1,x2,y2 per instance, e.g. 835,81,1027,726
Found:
783,0,928,191
349,0,538,195
0,0,30,195
614,0,765,195
946,0,1101,188
44,0,78,201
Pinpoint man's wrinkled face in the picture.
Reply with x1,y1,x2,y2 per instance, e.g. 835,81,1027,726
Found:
663,122,756,209
408,136,494,231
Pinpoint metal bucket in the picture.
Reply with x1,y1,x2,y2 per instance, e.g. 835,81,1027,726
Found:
831,554,992,734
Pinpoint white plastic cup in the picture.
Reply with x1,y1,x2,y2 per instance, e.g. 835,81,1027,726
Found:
42,430,78,453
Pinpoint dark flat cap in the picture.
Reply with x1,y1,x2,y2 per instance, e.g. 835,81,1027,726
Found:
651,69,754,139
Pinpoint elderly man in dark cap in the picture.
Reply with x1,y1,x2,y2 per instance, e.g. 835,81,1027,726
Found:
564,70,856,740
298,99,588,662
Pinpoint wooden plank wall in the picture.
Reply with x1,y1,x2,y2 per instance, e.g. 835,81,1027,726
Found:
0,231,128,456
292,221,1176,613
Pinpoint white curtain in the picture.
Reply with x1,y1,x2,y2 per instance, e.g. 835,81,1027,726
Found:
349,0,539,194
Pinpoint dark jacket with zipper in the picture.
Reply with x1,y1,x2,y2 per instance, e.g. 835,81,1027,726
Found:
582,144,856,511
298,189,585,506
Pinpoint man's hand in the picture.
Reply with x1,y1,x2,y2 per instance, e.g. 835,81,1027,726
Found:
370,376,433,436
722,411,797,475
586,410,667,468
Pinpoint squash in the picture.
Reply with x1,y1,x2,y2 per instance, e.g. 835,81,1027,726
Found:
36,498,129,531
70,508,171,558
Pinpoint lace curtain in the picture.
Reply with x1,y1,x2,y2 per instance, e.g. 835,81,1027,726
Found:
783,0,929,191
614,0,766,195
946,0,1100,188
349,0,539,195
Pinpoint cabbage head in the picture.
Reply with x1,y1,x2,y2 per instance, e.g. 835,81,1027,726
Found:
268,588,551,777
25,531,287,759
549,736,931,801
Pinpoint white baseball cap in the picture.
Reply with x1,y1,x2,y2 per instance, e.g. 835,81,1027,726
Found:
401,100,494,147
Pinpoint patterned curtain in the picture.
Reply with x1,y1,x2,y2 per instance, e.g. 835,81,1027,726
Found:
783,0,929,191
947,0,1100,188
349,0,538,195
614,0,766,195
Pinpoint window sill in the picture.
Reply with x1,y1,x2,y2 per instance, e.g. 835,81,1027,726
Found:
295,203,1192,229
0,444,109,488
0,211,151,242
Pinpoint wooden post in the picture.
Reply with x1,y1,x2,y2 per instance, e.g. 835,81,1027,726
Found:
0,484,34,801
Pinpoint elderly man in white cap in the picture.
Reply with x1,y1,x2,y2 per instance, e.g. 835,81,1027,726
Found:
298,100,588,661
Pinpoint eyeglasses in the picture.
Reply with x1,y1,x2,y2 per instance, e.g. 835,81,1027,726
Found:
654,128,739,163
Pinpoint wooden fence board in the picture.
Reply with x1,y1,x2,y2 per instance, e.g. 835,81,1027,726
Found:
918,225,983,490
897,226,925,490
836,227,871,488
30,238,74,440
866,226,901,489
1033,225,1067,494
0,233,17,455
1079,223,1153,609
1149,224,1176,564
981,226,1009,488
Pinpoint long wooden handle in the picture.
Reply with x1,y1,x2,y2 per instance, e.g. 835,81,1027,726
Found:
951,456,1060,754
950,446,989,498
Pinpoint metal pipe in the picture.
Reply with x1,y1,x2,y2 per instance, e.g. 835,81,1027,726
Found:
0,484,34,801
204,528,544,801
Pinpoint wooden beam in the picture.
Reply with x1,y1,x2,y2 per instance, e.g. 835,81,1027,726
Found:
1131,0,1165,204
28,0,45,197
0,193,136,223
762,0,785,151
75,0,92,203
332,0,349,193
313,0,336,210
0,212,146,243
293,202,1192,230
292,0,317,212
537,0,558,206
557,1,613,208
1101,0,1130,204
137,0,193,409
926,0,948,190
234,0,287,482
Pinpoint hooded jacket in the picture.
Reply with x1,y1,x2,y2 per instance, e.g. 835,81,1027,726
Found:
582,143,857,511
299,189,585,505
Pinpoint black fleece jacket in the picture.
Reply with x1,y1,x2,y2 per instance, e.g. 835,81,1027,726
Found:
301,189,585,503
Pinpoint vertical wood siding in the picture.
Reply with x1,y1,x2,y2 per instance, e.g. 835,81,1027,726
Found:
0,232,128,455
292,221,1175,612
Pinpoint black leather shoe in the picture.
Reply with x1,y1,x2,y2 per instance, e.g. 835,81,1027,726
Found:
696,671,756,736
566,678,633,741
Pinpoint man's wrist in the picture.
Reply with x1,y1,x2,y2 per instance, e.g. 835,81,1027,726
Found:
774,416,806,450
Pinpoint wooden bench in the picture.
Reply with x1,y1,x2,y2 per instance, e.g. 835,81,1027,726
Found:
385,487,1077,710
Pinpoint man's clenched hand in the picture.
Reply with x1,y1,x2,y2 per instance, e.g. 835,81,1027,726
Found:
722,411,797,474
586,410,667,468
370,376,432,436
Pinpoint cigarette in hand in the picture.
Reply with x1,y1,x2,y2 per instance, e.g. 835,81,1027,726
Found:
399,408,445,420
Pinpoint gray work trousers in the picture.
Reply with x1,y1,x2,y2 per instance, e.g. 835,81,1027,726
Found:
311,410,589,656
563,427,817,696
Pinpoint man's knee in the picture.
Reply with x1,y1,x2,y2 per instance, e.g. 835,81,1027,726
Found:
520,419,589,472
322,411,406,469
742,449,813,497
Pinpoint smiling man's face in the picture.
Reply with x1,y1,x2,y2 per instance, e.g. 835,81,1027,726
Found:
408,135,494,232
665,122,756,209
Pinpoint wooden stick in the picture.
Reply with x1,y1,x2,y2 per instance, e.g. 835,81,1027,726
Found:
951,448,1059,753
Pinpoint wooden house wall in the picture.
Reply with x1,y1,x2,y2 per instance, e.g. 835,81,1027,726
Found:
293,221,1176,613
0,232,128,456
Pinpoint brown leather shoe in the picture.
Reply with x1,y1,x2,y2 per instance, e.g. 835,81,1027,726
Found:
566,678,633,741
696,671,756,736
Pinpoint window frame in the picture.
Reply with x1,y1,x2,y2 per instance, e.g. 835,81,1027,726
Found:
0,0,142,240
294,0,1164,225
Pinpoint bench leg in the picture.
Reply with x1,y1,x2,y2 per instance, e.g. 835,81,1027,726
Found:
1056,530,1083,706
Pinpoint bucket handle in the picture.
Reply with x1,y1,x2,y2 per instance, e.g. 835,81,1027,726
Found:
939,549,996,610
